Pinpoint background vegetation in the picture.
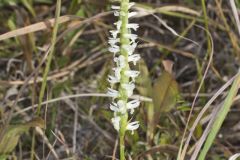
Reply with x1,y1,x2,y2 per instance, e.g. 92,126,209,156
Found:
0,0,240,159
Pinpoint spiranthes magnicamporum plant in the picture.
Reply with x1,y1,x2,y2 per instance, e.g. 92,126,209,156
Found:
106,0,140,159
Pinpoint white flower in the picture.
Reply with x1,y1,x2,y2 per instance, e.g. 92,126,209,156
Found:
124,70,140,81
117,100,126,113
108,38,120,46
127,23,139,31
114,11,127,17
128,2,135,9
114,55,126,68
107,88,119,98
108,45,120,54
114,11,120,17
124,33,138,43
128,12,137,18
110,30,119,39
110,43,119,49
111,116,121,131
108,1,141,134
123,43,137,55
114,21,122,30
113,67,121,80
127,121,139,134
127,100,140,114
110,100,126,114
128,54,140,65
111,5,120,10
110,102,119,112
122,82,135,97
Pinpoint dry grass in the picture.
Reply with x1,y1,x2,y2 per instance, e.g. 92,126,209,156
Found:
0,0,239,159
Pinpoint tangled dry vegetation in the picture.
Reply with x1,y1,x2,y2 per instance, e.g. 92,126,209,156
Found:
0,0,240,159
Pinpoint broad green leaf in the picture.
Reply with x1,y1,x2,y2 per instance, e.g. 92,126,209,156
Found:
150,71,179,145
152,71,179,113
0,117,44,154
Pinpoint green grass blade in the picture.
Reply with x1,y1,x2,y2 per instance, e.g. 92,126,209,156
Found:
37,0,61,115
31,1,61,159
198,73,240,160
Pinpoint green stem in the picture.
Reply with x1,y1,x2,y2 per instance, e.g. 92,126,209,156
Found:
119,114,128,160
120,0,130,85
119,0,130,159
119,134,125,160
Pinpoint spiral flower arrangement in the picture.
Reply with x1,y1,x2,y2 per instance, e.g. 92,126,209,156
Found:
106,0,140,159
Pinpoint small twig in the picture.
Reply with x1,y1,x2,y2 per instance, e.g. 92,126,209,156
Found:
112,139,119,160
0,15,82,41
134,145,183,160
230,0,240,36
36,127,59,159
178,24,214,160
14,93,152,116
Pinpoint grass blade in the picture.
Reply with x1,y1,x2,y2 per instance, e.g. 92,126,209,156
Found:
37,0,61,114
198,73,240,160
